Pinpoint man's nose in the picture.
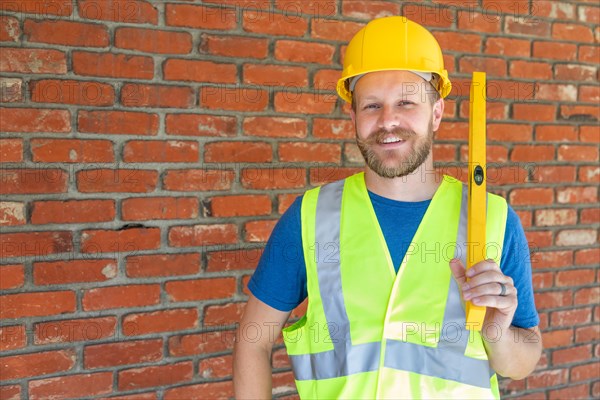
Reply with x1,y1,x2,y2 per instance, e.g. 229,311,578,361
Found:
378,105,402,131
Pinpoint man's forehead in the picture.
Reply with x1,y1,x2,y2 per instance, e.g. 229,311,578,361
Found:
354,71,437,101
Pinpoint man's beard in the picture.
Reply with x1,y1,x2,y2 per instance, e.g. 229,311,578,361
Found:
356,120,434,179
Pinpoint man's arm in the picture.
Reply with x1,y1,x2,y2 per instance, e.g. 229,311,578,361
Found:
450,258,543,379
233,294,291,399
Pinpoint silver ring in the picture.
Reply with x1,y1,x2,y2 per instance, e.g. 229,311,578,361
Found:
499,282,507,297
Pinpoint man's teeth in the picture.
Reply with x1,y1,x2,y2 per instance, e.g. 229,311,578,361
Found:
382,137,403,144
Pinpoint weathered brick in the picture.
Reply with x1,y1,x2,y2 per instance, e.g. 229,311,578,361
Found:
82,284,160,311
0,107,70,133
78,110,158,135
0,350,75,380
0,48,66,74
24,19,109,47
78,0,158,24
166,277,236,302
126,253,200,277
34,259,117,285
31,139,114,163
115,27,192,54
0,201,25,226
166,114,237,137
169,224,238,247
31,79,114,106
123,308,198,336
84,339,162,368
31,199,115,224
123,140,199,163
122,197,198,221
34,317,117,344
29,372,112,400
73,51,153,79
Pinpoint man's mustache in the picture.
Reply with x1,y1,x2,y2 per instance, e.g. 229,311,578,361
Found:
361,128,417,144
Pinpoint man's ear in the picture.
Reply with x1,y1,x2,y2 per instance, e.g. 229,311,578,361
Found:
350,106,356,125
432,98,444,131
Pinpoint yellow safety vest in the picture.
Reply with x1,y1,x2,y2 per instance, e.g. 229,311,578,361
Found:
283,173,507,399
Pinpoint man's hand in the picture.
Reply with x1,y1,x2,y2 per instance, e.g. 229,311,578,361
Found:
449,258,517,334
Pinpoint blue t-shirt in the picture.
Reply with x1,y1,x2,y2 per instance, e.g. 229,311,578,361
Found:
249,189,540,329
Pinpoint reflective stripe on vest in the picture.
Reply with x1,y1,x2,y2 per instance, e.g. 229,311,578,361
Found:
284,173,507,399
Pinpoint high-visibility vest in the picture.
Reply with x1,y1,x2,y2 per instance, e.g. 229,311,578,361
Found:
282,173,508,399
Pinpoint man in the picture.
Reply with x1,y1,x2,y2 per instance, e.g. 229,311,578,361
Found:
234,16,542,399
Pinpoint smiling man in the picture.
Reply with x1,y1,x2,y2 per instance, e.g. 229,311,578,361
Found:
234,16,542,399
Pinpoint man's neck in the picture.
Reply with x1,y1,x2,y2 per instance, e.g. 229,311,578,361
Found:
364,162,443,202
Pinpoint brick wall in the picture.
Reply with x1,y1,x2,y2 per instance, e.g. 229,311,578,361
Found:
0,0,598,399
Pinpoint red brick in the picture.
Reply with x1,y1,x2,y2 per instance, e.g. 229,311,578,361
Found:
275,91,336,114
0,77,22,102
0,138,23,162
541,329,573,349
552,344,591,365
34,259,116,285
556,269,595,287
511,145,555,162
575,324,599,343
123,308,198,336
241,168,306,190
0,201,25,226
487,123,533,142
166,114,237,137
126,253,200,278
279,142,341,163
164,59,237,84
514,210,532,229
561,104,600,120
202,35,268,59
73,51,153,79
31,79,115,106
402,4,454,27
24,19,108,47
571,362,599,382
0,107,70,133
199,354,233,379
164,381,234,400
505,15,550,37
123,140,198,163
458,11,500,33
243,10,308,37
244,64,308,87
29,372,112,399
81,227,160,254
509,188,554,206
534,1,575,19
509,60,552,80
77,169,158,193
1,385,21,399
0,48,66,74
118,362,192,391
0,231,72,259
430,31,480,54
534,209,577,227
115,27,191,54
78,0,157,24
341,0,397,19
513,104,556,122
163,169,234,192
31,139,113,163
83,284,160,311
99,393,156,400
531,251,573,269
580,85,600,103
557,186,597,204
122,197,198,221
558,145,598,162
166,277,236,302
580,208,599,224
533,41,577,61
314,69,341,91
579,166,599,183
275,40,335,64
275,0,336,15
201,87,269,112
169,330,235,356
206,249,262,272
555,64,597,82
310,167,362,186
243,117,307,138
34,317,116,344
204,141,272,163
436,121,469,141
245,219,277,242
556,229,597,247
209,195,272,217
31,199,115,224
553,22,594,42
575,287,600,306
166,4,236,30
0,350,75,380
168,224,238,247
204,303,245,327
549,383,589,400
534,291,572,310
273,348,291,369
579,45,599,63
536,83,577,102
527,368,568,389
0,16,21,42
78,110,158,135
484,37,530,57
122,84,194,108
535,125,578,142
0,325,26,350
84,339,162,369
575,249,599,266
311,18,363,42
313,118,354,139
459,56,506,77
551,308,592,327
0,264,24,290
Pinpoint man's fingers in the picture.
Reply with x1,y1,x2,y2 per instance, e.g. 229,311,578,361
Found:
449,258,467,286
463,281,517,301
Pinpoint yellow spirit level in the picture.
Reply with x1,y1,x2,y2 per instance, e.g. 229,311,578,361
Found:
466,72,487,331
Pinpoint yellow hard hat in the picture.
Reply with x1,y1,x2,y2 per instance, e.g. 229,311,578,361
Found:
336,16,452,103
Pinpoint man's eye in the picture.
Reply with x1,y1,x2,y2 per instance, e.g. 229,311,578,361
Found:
398,101,414,106
363,103,379,110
